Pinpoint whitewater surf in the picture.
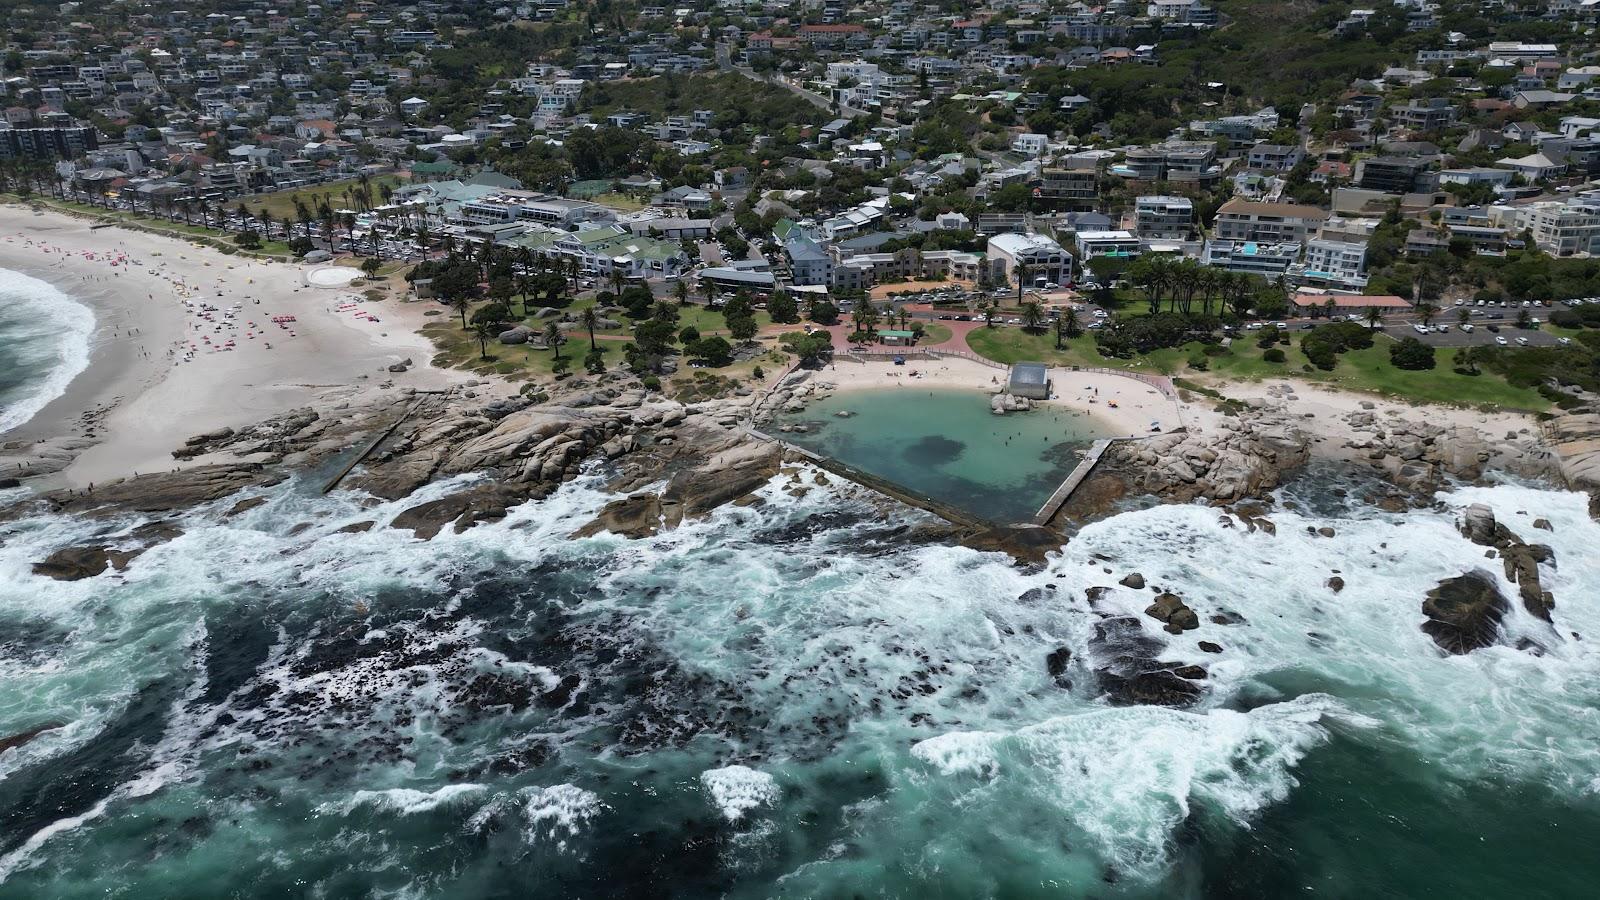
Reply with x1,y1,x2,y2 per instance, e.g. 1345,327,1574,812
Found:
1,464,1597,897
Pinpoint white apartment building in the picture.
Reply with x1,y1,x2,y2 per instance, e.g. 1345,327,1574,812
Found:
1073,230,1143,259
1490,194,1600,256
1134,195,1194,239
989,232,1074,285
1201,240,1300,278
1301,235,1369,289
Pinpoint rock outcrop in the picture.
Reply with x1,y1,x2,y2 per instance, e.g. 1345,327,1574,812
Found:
1545,405,1600,514
1422,571,1510,654
1341,410,1552,493
990,392,1033,414
1105,408,1310,502
1144,592,1199,634
1457,504,1555,621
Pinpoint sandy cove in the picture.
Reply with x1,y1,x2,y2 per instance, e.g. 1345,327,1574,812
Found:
0,204,462,489
804,355,1186,437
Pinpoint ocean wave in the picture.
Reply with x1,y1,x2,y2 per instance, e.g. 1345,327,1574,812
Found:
0,267,95,434
701,765,779,822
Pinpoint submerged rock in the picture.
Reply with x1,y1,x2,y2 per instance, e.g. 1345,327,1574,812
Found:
1097,668,1203,707
1421,571,1509,654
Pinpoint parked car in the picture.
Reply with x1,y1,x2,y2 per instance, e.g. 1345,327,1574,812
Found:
1496,336,1508,345
1516,337,1530,346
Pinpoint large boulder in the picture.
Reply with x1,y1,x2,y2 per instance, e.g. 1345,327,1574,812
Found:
499,326,533,345
1421,571,1509,654
1459,503,1498,546
1144,592,1199,634
32,545,126,580
391,483,518,539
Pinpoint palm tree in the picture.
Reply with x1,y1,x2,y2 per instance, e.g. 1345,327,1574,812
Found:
1417,303,1438,326
580,306,599,351
1022,301,1044,333
449,292,473,328
1365,306,1383,329
609,267,624,296
1053,312,1068,349
516,247,536,315
1015,262,1031,306
473,321,498,359
983,303,997,328
674,279,689,305
544,322,564,361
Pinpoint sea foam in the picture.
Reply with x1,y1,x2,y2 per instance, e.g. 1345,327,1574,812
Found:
0,267,95,434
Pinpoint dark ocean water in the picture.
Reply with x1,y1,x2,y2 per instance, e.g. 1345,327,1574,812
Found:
1,467,1598,898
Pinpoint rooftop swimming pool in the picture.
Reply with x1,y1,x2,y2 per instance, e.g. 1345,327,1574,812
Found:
777,387,1111,523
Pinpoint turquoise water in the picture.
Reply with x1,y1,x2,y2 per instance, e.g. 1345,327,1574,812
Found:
3,468,1600,897
0,267,94,434
778,387,1108,522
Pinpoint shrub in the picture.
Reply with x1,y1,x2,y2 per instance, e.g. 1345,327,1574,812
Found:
1300,337,1338,370
642,375,661,390
1389,336,1436,370
1263,347,1286,363
1186,355,1209,371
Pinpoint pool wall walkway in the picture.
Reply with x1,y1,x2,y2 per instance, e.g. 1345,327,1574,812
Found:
1032,438,1114,525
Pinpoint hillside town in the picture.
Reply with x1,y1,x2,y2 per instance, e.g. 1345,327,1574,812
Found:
5,1,1600,389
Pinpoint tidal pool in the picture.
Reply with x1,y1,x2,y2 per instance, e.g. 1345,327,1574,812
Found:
778,387,1110,523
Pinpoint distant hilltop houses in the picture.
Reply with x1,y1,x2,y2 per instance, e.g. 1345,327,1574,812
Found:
4,0,1600,300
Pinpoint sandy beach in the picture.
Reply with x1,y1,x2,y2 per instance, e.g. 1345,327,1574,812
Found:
813,355,1184,437
0,204,462,489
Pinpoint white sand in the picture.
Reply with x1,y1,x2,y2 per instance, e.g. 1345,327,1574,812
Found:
815,356,1183,437
0,204,462,488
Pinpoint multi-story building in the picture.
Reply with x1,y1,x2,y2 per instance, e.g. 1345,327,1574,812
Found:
458,190,616,229
1393,98,1457,132
988,232,1074,286
1201,240,1301,278
1119,141,1220,186
1490,194,1600,256
785,235,834,286
1246,144,1304,172
1073,230,1142,260
1301,234,1370,289
1354,156,1429,193
1134,195,1194,240
1212,199,1329,244
1035,165,1098,210
0,124,97,160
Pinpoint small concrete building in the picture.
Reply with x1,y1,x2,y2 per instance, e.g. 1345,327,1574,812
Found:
1008,362,1050,399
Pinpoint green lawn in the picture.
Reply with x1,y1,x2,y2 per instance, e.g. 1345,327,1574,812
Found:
1200,337,1551,411
919,323,953,344
424,321,626,379
242,175,407,221
592,192,647,212
966,323,1552,412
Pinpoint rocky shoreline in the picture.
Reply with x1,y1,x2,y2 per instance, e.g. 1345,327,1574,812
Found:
9,367,1600,580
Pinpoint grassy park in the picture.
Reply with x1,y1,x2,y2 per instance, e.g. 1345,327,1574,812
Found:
965,322,1552,413
242,175,408,220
